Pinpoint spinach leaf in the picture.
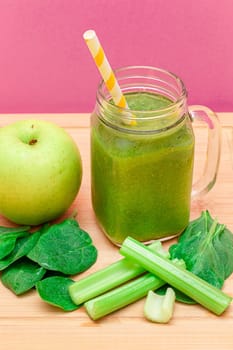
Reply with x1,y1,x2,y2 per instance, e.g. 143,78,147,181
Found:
0,236,18,260
36,276,80,311
0,231,30,260
0,226,30,235
0,230,41,271
169,210,233,289
28,218,97,275
1,258,46,295
212,225,233,279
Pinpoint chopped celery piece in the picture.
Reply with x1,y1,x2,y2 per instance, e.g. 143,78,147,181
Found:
69,241,168,305
144,288,176,323
84,259,184,320
120,237,232,315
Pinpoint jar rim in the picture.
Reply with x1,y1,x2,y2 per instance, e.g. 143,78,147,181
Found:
97,65,187,119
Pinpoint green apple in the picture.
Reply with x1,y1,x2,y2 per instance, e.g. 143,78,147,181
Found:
0,119,82,225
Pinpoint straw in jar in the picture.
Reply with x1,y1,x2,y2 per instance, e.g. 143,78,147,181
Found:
83,29,135,125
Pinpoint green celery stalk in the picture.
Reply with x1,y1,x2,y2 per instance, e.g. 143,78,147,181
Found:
70,259,145,305
120,237,232,315
84,259,185,320
84,272,165,320
69,241,167,305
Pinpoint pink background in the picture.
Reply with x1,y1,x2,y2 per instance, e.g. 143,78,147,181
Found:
0,0,232,113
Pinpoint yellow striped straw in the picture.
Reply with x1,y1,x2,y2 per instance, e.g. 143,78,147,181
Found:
83,30,135,124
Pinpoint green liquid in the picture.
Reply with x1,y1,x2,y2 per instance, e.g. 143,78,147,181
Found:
91,92,194,245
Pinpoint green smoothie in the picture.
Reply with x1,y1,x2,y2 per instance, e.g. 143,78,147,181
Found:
91,92,194,245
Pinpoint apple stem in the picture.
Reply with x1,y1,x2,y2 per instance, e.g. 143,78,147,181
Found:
29,139,37,145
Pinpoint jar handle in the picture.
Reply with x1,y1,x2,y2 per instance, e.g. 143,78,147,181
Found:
189,105,221,198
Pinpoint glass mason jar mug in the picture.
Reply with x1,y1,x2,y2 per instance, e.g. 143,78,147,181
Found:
91,66,221,246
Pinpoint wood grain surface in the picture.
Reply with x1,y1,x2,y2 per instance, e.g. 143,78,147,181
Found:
0,113,232,350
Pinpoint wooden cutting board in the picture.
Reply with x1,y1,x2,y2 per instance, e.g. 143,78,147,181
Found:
0,113,232,350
